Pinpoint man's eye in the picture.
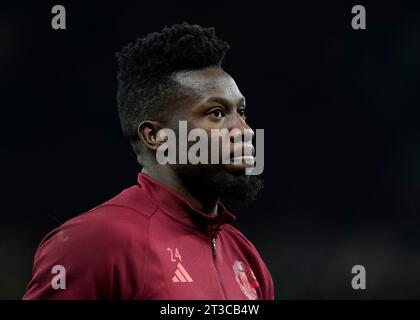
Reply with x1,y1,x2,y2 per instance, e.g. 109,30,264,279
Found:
208,109,225,119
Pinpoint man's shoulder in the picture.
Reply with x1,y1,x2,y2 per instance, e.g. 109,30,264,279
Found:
71,184,156,227
39,185,157,250
88,184,158,219
222,223,255,247
221,224,266,259
25,186,156,300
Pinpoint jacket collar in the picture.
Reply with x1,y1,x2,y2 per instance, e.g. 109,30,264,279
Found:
137,172,236,231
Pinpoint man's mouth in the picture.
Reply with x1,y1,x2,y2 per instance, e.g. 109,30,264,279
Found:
229,155,255,167
226,142,255,167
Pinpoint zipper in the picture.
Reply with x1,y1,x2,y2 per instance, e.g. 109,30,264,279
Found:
209,225,227,299
211,235,217,257
210,226,219,257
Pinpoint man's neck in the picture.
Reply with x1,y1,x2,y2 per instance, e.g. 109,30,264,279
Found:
142,167,219,215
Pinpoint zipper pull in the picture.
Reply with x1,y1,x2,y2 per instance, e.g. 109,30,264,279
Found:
211,236,217,257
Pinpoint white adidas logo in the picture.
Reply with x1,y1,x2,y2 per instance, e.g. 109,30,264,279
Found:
172,262,193,283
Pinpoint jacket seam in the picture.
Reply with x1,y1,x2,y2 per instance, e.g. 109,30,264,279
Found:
140,205,158,298
88,203,158,219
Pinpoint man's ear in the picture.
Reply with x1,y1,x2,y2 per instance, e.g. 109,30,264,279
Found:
137,120,165,151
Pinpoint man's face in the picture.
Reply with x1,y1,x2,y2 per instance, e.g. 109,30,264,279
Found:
172,67,253,170
161,67,263,203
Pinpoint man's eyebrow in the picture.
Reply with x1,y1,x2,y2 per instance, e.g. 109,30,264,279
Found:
206,97,246,108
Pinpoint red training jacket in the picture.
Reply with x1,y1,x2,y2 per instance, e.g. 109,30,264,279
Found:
23,173,275,300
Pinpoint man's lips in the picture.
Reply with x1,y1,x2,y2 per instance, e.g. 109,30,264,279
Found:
225,143,255,167
229,155,255,167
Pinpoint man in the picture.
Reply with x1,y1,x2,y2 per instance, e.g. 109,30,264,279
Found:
23,22,274,300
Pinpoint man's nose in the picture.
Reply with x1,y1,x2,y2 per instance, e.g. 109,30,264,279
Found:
229,115,254,143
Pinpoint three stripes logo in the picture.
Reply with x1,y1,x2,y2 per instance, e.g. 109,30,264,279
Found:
172,262,194,283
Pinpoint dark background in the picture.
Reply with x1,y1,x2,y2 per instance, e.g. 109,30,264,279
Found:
1,1,420,299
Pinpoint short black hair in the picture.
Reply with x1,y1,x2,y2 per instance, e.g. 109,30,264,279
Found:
116,22,230,161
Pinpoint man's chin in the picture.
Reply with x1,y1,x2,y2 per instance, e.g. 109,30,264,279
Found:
218,173,264,207
173,163,264,207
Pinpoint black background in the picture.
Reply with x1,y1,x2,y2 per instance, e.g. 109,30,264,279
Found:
1,1,420,299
